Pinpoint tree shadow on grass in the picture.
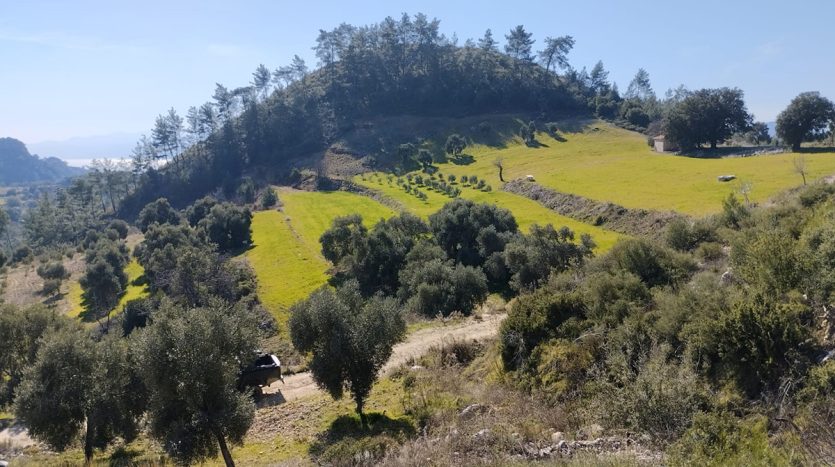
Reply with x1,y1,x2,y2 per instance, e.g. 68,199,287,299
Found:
549,131,567,142
450,154,475,165
797,146,835,154
525,140,549,148
308,412,416,458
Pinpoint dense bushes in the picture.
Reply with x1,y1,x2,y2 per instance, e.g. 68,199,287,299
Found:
500,290,585,371
397,242,488,317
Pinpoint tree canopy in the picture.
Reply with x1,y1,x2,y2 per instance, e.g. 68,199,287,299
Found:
776,92,835,150
665,88,752,149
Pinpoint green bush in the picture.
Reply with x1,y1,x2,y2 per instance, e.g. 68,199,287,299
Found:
798,183,835,207
669,412,794,466
695,242,724,262
582,271,650,326
12,245,32,263
589,343,708,441
715,295,817,396
108,220,129,239
500,290,584,371
605,238,697,288
260,188,278,208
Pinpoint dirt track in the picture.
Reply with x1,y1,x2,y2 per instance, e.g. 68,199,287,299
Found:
0,313,506,455
263,313,506,402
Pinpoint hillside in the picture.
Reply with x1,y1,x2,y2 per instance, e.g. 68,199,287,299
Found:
347,119,835,216
0,137,85,184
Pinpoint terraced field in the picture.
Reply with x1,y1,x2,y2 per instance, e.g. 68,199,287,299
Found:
404,121,835,216
354,174,623,251
245,189,396,324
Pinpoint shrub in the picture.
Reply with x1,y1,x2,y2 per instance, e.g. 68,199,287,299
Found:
41,279,61,296
715,295,817,396
237,178,257,203
260,188,278,208
695,242,724,262
798,183,835,208
582,271,650,326
545,122,559,135
669,412,793,466
12,245,32,263
108,220,129,239
137,198,182,232
606,238,697,288
590,343,708,441
398,243,488,317
500,290,585,371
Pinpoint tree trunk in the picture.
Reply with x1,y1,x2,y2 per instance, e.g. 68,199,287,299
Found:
498,166,504,182
213,429,235,467
793,143,801,152
710,140,717,149
83,414,94,464
356,399,368,430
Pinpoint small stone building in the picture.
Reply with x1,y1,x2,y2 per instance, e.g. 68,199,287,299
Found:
653,135,678,153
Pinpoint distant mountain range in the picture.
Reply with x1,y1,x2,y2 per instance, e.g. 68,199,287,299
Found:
0,137,87,184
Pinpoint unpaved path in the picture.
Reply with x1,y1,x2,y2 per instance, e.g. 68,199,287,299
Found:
263,313,506,403
0,314,506,454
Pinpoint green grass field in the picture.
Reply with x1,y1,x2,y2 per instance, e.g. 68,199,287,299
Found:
68,259,148,319
410,121,835,216
355,174,623,251
245,189,396,326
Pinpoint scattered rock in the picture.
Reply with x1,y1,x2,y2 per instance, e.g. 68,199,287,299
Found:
459,403,490,420
473,428,493,442
720,269,735,285
551,431,565,443
576,423,603,440
717,175,736,182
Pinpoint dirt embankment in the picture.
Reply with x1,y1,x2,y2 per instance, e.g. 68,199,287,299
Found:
503,179,683,239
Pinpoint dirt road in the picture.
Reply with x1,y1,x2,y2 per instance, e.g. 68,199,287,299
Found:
263,313,506,402
0,313,506,454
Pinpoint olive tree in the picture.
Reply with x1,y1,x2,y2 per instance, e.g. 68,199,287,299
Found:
289,284,405,427
14,328,144,463
136,298,260,467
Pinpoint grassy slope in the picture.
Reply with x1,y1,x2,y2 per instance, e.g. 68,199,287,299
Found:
355,175,623,251
246,189,396,326
430,121,835,216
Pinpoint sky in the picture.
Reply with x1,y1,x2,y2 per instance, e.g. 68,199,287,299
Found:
2,0,834,163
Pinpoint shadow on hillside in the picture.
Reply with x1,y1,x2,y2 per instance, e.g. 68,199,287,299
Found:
525,140,549,148
308,412,416,457
797,146,835,154
450,154,474,165
256,391,287,408
677,146,789,159
549,131,567,142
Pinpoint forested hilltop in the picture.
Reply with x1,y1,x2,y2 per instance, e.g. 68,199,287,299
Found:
118,14,615,215
0,138,85,184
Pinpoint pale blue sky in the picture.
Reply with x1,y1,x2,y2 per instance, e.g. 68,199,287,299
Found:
2,0,834,153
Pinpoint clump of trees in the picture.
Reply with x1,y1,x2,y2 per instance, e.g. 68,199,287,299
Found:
664,88,753,150
79,239,130,320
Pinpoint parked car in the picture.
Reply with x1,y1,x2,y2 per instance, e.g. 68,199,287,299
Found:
238,352,284,396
